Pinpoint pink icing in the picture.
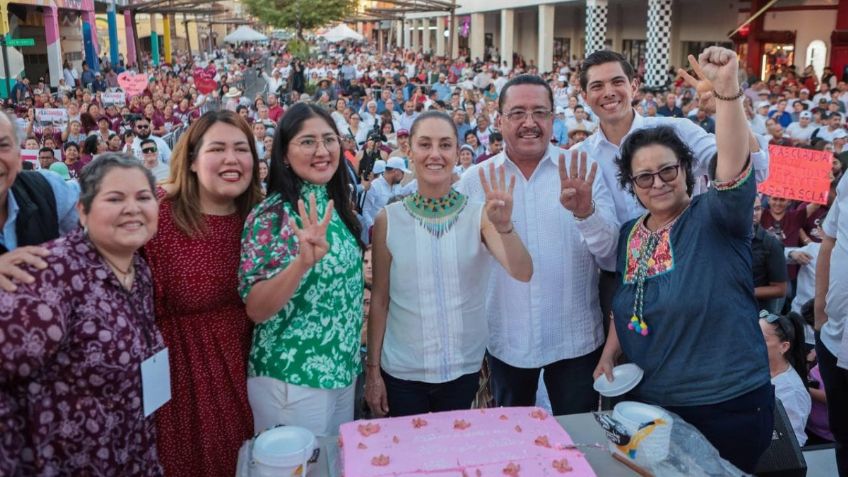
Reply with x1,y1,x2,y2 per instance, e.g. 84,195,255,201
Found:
339,407,597,476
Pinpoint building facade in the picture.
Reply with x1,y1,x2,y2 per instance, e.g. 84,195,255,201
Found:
364,0,848,89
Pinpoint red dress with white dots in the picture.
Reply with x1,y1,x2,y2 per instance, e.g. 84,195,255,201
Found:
144,196,254,477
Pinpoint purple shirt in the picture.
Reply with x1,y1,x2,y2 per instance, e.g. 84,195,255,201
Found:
0,229,164,476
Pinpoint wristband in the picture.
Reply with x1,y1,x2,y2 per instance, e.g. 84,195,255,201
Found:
712,89,744,101
497,224,514,235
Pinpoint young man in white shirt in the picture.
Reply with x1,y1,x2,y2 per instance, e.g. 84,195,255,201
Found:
362,157,409,239
815,173,848,476
458,75,619,415
785,111,816,145
574,50,769,225
813,113,844,144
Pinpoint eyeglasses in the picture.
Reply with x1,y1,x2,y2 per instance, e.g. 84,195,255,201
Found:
630,164,681,189
142,147,157,154
292,136,341,153
503,109,553,123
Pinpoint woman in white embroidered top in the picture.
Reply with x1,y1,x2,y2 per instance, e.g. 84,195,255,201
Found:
365,111,533,417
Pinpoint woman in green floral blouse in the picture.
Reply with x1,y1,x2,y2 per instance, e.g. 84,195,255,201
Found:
239,103,365,437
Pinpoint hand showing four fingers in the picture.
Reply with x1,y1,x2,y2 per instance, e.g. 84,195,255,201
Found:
479,162,517,233
290,194,334,268
558,150,598,219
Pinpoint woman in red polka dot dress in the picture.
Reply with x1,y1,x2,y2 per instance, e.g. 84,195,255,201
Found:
143,111,264,477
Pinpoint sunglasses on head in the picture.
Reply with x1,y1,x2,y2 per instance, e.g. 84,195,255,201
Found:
142,147,157,154
759,310,795,341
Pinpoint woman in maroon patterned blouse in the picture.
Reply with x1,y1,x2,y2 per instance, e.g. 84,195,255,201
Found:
0,153,164,476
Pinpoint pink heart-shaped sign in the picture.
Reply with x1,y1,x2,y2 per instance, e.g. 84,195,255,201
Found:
117,72,149,97
195,76,217,95
192,69,217,95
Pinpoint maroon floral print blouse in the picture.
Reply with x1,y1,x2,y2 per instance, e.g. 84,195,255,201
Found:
0,229,164,476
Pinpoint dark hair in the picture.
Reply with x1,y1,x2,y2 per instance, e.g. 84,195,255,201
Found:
63,141,79,152
140,138,156,148
78,153,156,214
765,312,809,382
464,130,479,143
409,110,458,141
267,103,364,249
615,126,696,199
498,74,554,113
489,131,503,142
38,147,54,156
82,134,100,155
579,50,636,91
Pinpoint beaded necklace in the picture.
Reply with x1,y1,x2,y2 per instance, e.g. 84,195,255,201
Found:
627,213,682,336
402,189,467,238
629,231,658,336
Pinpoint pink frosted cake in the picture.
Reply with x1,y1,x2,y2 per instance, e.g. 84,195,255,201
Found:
339,407,596,476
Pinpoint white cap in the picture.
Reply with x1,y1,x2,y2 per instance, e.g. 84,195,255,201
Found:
756,101,770,110
834,129,848,140
799,111,812,119
372,160,386,174
386,156,411,173
557,75,567,82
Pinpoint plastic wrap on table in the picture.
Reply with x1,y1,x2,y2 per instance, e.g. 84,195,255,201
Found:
595,405,749,477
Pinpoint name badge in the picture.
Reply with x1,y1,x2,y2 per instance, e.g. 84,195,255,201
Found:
140,348,171,417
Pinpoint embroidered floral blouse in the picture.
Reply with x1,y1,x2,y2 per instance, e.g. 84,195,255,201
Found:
611,161,771,407
0,229,164,476
239,183,363,389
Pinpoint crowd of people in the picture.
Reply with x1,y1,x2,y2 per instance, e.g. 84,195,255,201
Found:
0,35,846,477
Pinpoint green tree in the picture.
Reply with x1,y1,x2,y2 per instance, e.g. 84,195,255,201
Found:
244,0,358,40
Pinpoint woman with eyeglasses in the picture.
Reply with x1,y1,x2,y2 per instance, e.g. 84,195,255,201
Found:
760,311,811,446
591,47,774,472
347,112,369,149
239,103,365,437
144,110,263,477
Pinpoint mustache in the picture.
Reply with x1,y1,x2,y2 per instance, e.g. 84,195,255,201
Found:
517,126,543,136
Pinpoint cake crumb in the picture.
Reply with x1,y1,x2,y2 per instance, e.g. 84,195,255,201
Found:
552,458,573,473
530,409,549,420
514,425,522,432
357,442,367,449
371,454,390,466
411,417,428,428
454,419,472,430
534,435,551,448
502,462,521,476
392,435,400,444
499,414,508,420
358,423,381,437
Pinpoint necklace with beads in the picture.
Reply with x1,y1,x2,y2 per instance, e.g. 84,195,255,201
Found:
402,189,467,238
629,230,658,336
